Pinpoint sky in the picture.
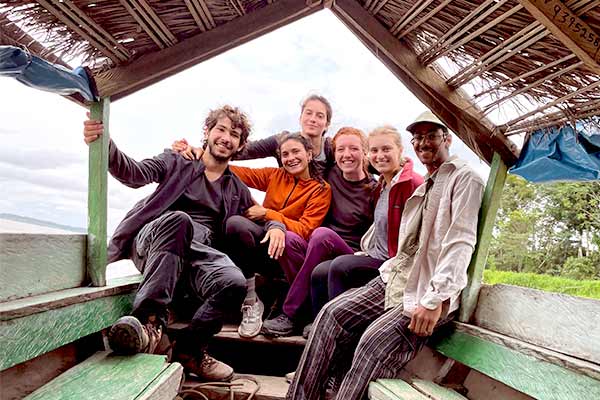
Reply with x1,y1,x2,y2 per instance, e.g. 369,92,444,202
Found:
0,9,491,236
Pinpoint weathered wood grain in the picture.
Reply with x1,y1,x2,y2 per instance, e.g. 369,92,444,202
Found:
0,275,140,320
182,374,289,400
24,352,174,399
452,322,600,381
330,0,519,166
170,322,307,347
433,329,600,399
0,234,86,302
473,284,600,364
411,379,467,400
369,379,429,400
137,362,183,400
460,152,507,322
519,0,600,75
87,99,110,287
0,293,134,370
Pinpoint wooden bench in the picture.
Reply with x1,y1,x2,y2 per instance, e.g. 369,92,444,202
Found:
24,351,183,400
368,284,600,400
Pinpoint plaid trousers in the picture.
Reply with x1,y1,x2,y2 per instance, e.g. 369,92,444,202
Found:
286,277,452,400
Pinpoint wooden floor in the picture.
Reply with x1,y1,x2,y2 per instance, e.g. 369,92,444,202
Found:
181,374,288,400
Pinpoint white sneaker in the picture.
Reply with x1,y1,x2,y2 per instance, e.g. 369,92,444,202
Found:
238,298,264,338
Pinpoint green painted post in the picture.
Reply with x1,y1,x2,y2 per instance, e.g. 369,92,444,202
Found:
459,152,507,322
87,99,110,287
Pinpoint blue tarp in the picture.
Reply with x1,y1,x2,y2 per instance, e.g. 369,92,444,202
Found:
510,124,600,183
0,45,96,101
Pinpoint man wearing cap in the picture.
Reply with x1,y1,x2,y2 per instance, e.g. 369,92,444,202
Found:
287,111,484,400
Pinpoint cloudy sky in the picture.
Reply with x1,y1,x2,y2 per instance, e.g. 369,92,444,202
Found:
0,9,491,235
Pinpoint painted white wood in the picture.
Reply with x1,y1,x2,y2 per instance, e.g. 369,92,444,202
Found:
473,284,600,364
0,234,86,302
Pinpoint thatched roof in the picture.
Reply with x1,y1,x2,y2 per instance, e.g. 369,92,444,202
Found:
2,0,599,165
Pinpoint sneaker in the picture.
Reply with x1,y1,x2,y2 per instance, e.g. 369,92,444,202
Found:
302,322,313,339
178,351,234,382
108,315,163,355
238,298,264,338
285,371,295,383
261,313,295,337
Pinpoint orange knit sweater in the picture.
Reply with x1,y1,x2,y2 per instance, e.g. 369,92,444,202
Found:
230,166,331,240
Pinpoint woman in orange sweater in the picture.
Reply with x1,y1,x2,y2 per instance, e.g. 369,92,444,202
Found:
225,133,332,337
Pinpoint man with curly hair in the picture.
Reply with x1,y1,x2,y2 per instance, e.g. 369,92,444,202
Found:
83,105,284,381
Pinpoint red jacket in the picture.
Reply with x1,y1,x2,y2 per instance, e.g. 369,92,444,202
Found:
373,157,424,258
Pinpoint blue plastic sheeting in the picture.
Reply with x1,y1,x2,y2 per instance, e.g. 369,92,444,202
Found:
510,124,600,183
0,45,96,101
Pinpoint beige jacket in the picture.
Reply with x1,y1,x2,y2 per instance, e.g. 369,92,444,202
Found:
379,156,484,316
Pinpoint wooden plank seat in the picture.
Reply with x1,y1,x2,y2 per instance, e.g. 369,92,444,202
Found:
0,275,141,370
24,351,183,400
369,320,600,400
169,322,307,347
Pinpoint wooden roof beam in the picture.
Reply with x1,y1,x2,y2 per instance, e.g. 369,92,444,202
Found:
331,0,519,166
94,0,322,100
519,0,600,75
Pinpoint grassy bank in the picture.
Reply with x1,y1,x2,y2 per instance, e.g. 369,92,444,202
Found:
483,270,600,300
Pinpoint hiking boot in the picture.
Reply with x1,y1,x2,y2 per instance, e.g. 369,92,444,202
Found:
302,322,313,339
178,351,234,382
262,313,295,337
108,315,163,355
238,298,264,338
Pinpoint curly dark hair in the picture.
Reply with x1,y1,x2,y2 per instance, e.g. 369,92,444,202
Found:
204,105,251,146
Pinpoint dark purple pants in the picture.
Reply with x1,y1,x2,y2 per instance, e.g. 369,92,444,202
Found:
278,227,354,320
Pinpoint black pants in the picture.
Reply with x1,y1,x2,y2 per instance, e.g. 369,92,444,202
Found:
310,254,384,317
224,215,280,279
131,211,246,355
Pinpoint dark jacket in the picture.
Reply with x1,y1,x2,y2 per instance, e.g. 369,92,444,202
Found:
107,140,255,263
372,157,424,258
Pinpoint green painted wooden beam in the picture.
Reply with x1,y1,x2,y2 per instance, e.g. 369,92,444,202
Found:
24,351,182,400
0,292,133,370
88,99,110,287
459,152,507,322
433,330,600,400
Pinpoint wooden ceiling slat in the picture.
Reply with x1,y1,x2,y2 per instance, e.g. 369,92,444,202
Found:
196,0,216,29
447,25,548,87
331,0,519,166
389,0,434,36
474,54,577,98
118,0,165,49
94,0,320,100
0,13,70,68
134,0,178,45
369,0,389,16
504,79,600,128
420,0,507,65
507,102,600,134
519,0,600,75
431,4,524,65
483,61,584,114
61,0,130,59
47,0,129,62
184,0,208,32
36,0,122,63
446,0,596,87
396,0,454,39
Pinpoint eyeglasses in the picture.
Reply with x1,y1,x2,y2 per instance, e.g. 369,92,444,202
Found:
410,133,446,145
